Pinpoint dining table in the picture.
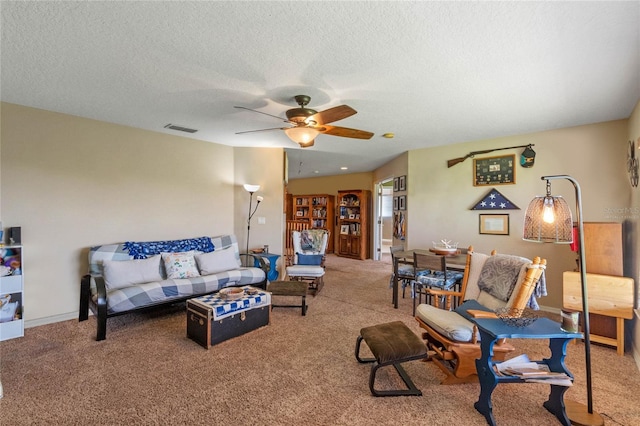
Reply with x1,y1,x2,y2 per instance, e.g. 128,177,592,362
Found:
392,248,467,309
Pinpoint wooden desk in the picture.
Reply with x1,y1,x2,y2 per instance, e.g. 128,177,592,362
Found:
392,249,466,309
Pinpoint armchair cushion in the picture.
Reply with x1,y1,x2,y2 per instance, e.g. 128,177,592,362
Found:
297,253,323,265
286,265,325,277
415,270,464,290
415,303,479,343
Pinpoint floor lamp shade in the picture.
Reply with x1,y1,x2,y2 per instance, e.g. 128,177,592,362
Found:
523,195,573,243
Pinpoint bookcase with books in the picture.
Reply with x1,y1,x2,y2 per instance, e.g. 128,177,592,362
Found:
291,194,335,253
336,189,371,260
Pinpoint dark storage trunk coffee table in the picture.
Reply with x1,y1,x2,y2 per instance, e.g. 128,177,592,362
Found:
186,286,271,349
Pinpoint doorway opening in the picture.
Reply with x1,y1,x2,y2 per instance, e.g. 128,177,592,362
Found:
374,178,394,261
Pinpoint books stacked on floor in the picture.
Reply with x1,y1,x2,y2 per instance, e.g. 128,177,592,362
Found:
494,354,573,387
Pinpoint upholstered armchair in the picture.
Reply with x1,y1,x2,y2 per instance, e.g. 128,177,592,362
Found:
414,246,546,384
285,229,329,296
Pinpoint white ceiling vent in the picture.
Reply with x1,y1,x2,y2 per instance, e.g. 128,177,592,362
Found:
164,124,198,133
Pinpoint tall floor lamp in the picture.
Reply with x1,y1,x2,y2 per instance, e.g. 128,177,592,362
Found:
523,175,603,426
243,184,263,263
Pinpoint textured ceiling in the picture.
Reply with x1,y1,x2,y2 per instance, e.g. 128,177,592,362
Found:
2,1,639,179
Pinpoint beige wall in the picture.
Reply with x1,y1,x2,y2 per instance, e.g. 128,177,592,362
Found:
233,147,285,274
407,120,630,312
286,172,373,195
627,99,640,367
0,103,283,326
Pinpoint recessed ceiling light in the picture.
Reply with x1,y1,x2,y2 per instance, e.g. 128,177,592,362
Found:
314,170,319,174
340,166,348,170
382,133,394,138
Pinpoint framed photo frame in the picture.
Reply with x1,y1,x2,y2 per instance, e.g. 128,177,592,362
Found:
393,177,399,192
296,211,303,217
473,154,516,186
398,175,406,191
348,214,355,219
393,196,398,211
340,224,349,235
479,214,509,235
398,195,406,211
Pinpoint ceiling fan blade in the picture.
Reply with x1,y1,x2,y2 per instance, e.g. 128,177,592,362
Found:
234,106,290,123
235,127,288,135
309,105,357,125
321,125,374,140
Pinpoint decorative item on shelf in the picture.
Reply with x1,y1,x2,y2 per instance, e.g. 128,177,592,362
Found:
250,247,265,254
471,188,520,210
243,184,263,260
523,175,604,426
495,307,539,327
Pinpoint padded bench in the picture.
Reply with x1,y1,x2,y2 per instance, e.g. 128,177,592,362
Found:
355,320,428,397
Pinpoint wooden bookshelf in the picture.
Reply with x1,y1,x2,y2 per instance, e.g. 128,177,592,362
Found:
336,189,371,260
290,194,335,253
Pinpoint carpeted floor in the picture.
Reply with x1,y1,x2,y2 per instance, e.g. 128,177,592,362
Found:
1,254,639,425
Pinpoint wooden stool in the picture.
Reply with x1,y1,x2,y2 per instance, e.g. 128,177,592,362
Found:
355,321,427,397
267,281,307,316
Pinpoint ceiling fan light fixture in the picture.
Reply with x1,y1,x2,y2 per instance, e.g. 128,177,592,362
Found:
284,127,320,146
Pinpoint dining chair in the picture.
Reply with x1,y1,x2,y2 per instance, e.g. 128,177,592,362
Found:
411,252,464,315
389,245,413,299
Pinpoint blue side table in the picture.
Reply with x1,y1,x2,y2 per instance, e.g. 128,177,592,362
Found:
473,317,583,426
251,252,280,281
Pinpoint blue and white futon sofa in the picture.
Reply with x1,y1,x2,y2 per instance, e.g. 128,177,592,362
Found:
79,234,267,340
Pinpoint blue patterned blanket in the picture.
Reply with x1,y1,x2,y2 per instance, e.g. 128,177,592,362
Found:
123,236,214,259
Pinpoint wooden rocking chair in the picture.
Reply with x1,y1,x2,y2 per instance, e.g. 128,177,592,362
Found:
414,246,546,385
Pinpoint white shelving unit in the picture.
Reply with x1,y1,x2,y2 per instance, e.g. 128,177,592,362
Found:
0,244,24,341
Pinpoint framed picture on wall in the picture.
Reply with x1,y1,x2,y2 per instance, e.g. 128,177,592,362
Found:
473,154,516,186
479,214,509,235
399,195,406,211
399,175,406,191
393,196,398,210
393,177,399,192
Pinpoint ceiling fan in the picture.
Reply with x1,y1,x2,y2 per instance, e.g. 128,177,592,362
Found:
234,95,374,148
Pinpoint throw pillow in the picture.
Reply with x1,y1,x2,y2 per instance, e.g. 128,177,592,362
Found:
161,251,200,279
195,247,238,275
102,255,163,291
297,253,323,266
